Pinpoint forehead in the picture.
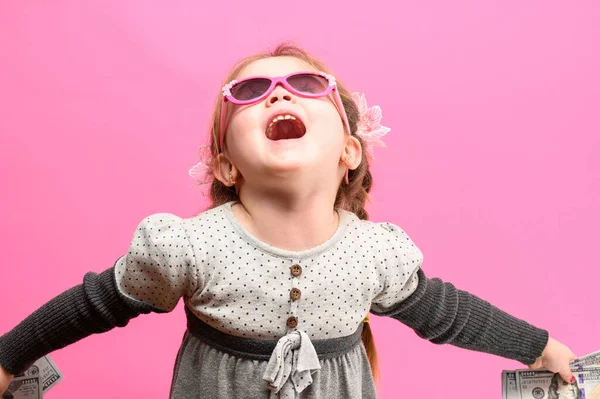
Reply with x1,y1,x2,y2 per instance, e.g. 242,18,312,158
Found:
236,56,317,80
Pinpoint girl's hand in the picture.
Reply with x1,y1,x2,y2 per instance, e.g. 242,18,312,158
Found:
0,364,14,395
529,337,578,383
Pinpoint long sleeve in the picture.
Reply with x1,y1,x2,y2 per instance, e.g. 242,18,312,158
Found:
0,267,153,375
373,268,549,365
0,213,198,375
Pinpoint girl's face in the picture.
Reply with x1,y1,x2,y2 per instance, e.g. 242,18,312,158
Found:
223,56,349,189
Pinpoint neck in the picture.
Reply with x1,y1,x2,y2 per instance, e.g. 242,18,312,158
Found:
232,189,340,252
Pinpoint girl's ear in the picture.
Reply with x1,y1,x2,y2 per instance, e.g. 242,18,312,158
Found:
340,135,363,170
213,153,239,188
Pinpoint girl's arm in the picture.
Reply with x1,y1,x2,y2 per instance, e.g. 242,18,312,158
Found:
0,212,197,377
370,221,577,382
374,268,576,381
0,266,153,376
374,268,548,364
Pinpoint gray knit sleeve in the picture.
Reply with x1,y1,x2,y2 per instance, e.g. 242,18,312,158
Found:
0,266,154,375
373,268,549,365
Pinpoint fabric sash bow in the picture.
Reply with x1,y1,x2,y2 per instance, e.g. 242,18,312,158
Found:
262,330,321,398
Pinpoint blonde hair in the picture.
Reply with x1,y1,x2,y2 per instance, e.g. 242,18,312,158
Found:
203,43,379,381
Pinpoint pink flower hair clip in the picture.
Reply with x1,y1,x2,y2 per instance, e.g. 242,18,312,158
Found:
351,92,390,159
188,145,214,193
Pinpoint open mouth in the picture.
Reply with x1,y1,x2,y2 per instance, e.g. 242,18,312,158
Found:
265,114,307,141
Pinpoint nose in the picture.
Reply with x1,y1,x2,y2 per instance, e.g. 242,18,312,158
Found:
266,84,296,106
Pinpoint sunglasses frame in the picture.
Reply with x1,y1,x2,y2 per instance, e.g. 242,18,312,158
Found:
219,71,351,151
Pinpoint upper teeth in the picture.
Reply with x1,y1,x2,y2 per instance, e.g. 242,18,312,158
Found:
269,114,296,127
266,114,298,139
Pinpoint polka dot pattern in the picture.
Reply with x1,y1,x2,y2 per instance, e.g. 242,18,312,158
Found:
115,201,423,340
115,214,197,312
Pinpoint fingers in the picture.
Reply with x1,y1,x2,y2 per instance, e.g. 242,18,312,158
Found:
528,358,543,369
558,368,576,384
561,352,580,383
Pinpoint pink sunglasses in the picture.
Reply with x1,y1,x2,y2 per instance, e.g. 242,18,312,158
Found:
219,71,351,150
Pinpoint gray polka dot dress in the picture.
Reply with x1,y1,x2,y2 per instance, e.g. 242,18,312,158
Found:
114,201,423,398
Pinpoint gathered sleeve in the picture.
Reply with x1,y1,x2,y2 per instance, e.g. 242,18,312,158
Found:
114,213,198,312
370,222,424,314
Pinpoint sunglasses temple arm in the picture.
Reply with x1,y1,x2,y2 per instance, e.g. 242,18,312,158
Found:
333,88,351,185
219,100,228,150
333,89,351,135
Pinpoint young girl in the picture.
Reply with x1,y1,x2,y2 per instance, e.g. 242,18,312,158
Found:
0,44,578,398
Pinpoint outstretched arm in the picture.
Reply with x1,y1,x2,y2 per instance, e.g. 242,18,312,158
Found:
374,269,577,382
0,266,154,376
375,269,549,363
0,212,198,392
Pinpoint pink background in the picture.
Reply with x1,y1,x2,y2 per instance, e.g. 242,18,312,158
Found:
1,2,599,398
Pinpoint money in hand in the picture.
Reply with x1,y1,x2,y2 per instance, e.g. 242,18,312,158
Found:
14,355,63,394
502,349,600,398
517,368,600,399
2,375,41,399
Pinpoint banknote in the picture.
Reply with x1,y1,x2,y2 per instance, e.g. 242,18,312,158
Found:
503,349,600,398
571,350,600,369
502,370,520,399
1,375,41,399
516,368,600,399
15,355,63,393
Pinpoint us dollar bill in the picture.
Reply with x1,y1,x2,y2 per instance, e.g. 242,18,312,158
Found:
516,368,600,399
2,375,41,399
503,350,600,398
571,350,600,369
502,370,520,399
15,355,63,393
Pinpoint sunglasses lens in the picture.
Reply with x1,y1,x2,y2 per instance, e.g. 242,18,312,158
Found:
287,73,330,95
230,78,272,101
